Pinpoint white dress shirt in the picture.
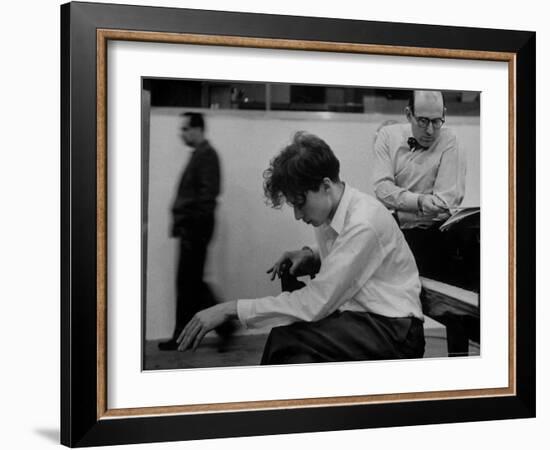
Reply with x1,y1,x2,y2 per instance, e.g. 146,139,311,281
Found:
237,185,423,329
373,123,466,229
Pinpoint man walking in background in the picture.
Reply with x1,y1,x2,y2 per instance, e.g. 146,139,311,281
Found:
158,112,223,350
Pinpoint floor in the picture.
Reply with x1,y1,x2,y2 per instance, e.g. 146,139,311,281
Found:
144,322,480,371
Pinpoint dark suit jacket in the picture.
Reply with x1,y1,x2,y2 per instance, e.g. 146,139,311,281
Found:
171,140,221,238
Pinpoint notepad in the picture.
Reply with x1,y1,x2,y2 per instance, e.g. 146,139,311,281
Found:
439,207,480,231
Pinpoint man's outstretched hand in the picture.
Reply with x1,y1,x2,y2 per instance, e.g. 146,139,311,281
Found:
177,301,237,351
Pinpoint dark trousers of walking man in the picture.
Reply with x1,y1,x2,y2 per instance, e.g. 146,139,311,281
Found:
173,218,217,340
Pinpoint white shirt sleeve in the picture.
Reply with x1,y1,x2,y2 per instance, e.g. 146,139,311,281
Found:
237,220,387,329
372,128,420,212
432,135,467,209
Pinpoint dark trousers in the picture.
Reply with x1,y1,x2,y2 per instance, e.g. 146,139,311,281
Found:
402,226,480,292
402,226,450,280
261,311,425,365
172,220,216,340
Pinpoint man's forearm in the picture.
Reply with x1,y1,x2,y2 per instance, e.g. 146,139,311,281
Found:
375,181,421,213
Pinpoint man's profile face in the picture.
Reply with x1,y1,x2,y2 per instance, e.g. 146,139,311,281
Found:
289,187,333,228
180,117,200,147
406,91,446,148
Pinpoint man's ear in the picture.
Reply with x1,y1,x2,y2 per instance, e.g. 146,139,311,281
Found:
442,107,447,120
404,106,413,122
321,177,332,191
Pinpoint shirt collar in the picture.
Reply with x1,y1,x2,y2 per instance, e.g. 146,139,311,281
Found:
193,139,209,152
327,183,352,235
403,125,443,152
407,137,428,152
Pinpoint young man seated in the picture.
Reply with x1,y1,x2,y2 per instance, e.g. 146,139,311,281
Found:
177,131,425,365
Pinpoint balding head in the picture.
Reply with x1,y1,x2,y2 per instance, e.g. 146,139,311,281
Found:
405,90,446,147
408,90,445,115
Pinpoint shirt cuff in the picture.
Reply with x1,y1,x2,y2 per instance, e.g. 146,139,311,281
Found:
302,245,318,256
236,299,254,329
399,191,421,213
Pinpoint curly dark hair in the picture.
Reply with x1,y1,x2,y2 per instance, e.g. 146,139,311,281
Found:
263,131,340,209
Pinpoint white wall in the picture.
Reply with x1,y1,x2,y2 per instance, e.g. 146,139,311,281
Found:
1,1,546,450
146,109,479,339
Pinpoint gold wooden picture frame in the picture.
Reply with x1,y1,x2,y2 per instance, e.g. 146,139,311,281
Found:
61,2,535,447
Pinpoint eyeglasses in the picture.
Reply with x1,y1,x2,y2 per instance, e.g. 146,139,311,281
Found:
412,115,445,130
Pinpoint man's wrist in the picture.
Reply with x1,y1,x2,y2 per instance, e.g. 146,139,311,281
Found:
417,194,425,215
220,300,238,320
301,246,320,276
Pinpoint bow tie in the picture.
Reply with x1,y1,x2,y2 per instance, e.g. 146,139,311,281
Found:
407,137,428,152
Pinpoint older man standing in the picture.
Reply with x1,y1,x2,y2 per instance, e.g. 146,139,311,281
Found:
372,90,467,279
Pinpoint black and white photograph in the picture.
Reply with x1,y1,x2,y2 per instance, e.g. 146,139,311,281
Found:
142,79,481,371
1,0,545,447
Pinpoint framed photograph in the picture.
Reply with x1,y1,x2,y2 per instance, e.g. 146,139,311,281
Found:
61,1,535,447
